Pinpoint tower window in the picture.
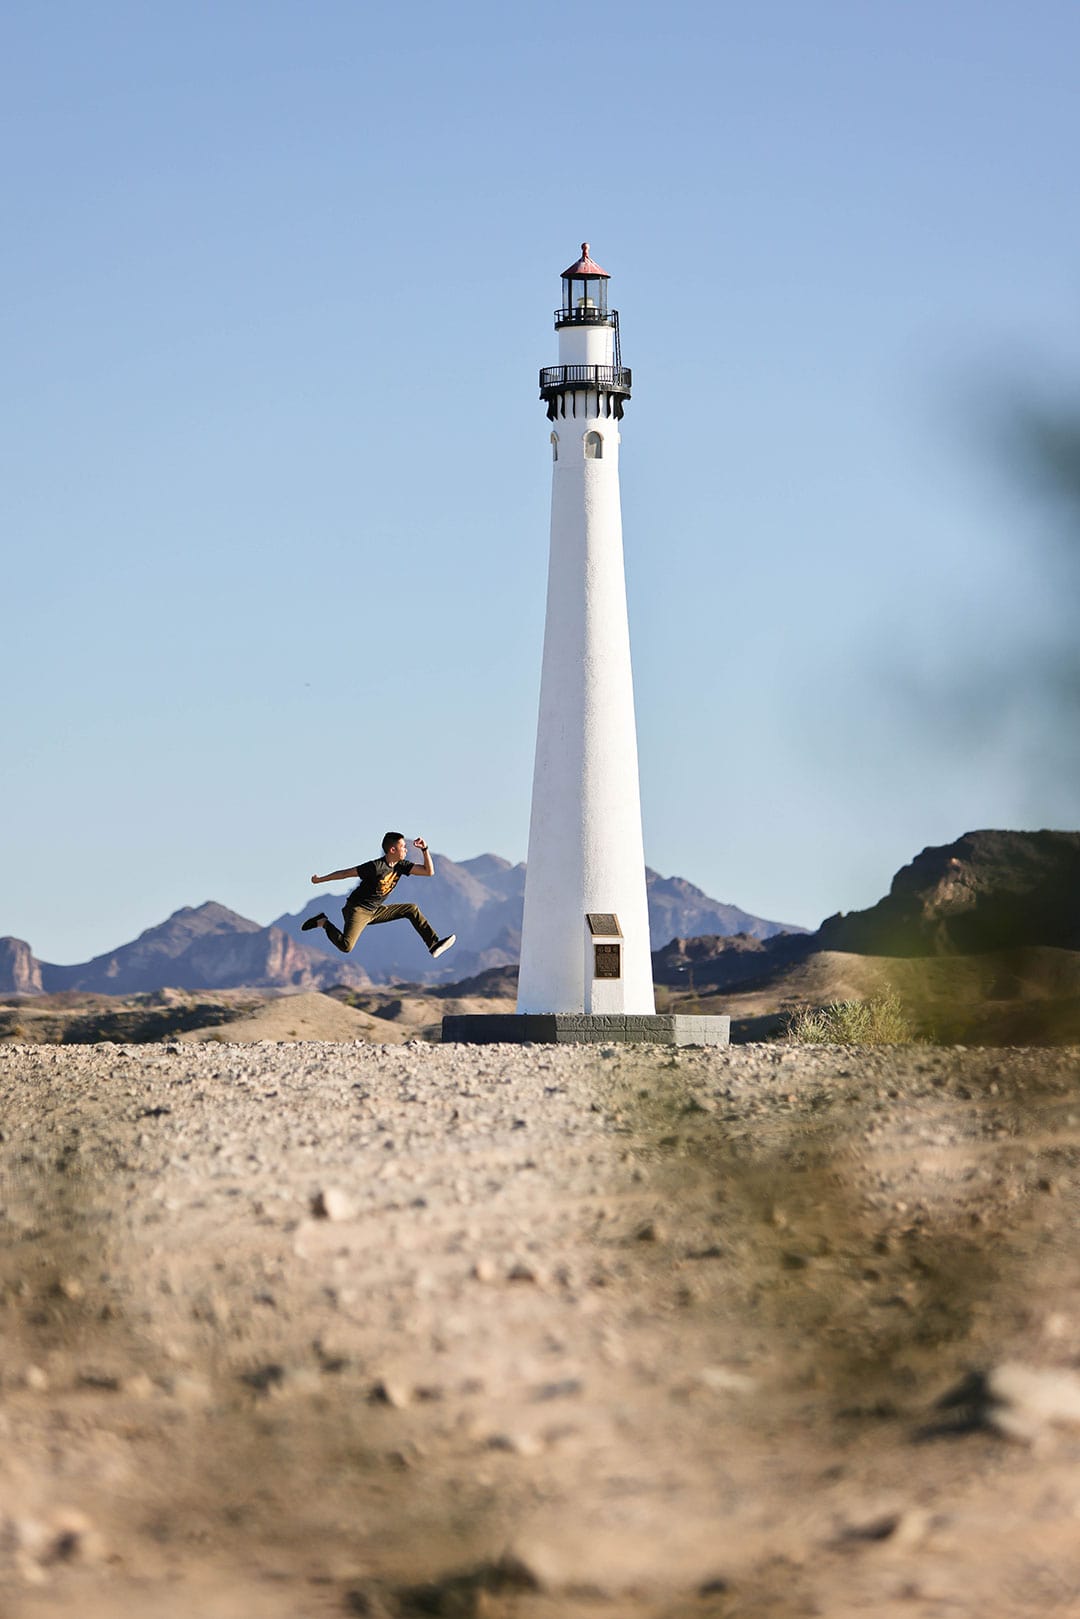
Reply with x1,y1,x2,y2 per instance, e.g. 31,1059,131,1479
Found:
550,431,559,461
584,431,603,460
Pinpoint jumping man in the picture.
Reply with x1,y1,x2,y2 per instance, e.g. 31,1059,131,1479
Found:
303,832,456,959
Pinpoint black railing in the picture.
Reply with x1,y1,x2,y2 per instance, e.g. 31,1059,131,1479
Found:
539,364,632,394
554,306,614,327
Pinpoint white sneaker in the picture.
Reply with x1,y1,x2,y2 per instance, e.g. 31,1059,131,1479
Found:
430,934,456,959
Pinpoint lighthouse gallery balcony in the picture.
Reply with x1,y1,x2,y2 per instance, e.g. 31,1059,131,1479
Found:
539,363,632,398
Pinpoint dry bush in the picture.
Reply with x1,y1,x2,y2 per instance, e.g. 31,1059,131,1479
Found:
786,989,914,1045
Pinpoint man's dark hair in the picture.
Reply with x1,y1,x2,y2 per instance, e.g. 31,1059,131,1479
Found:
382,831,406,855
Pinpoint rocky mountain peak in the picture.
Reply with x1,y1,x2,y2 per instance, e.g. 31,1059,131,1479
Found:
0,938,43,996
823,830,1080,955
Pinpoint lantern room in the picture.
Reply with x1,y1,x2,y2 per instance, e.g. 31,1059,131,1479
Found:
556,242,613,327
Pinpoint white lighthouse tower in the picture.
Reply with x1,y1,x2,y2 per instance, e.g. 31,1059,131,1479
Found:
442,247,728,1047
516,244,655,1016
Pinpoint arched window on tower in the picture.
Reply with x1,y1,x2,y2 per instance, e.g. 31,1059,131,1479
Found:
584,431,603,460
550,431,559,461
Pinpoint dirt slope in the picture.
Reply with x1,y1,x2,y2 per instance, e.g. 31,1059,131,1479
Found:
3,1039,1080,1617
176,990,412,1045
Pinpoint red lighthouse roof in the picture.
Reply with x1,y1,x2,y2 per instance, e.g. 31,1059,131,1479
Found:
561,241,610,279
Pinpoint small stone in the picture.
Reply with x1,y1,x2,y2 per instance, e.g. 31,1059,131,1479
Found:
162,1373,211,1406
471,1258,497,1283
634,1220,660,1243
839,1507,931,1549
44,1509,103,1565
312,1337,352,1372
696,1366,757,1395
239,1363,287,1394
22,1365,49,1392
8,1515,50,1558
8,1508,105,1573
506,1261,539,1284
485,1430,544,1456
121,1372,156,1398
930,1363,1080,1443
839,1511,902,1543
311,1187,354,1221
990,1363,1080,1440
369,1378,411,1409
76,1369,122,1392
535,1378,583,1401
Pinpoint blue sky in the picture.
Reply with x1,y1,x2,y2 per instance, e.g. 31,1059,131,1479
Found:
4,0,1079,964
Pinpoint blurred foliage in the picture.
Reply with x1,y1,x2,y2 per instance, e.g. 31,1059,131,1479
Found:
785,989,914,1045
1012,402,1080,530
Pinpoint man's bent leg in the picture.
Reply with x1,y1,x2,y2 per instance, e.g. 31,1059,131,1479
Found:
323,905,373,954
367,902,440,952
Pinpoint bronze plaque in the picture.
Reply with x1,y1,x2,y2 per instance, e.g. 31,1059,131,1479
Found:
586,913,622,937
594,943,621,979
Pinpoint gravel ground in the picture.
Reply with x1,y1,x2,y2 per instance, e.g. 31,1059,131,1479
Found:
3,1038,1080,1617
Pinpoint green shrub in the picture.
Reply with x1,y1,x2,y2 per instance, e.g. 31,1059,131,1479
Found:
786,990,914,1045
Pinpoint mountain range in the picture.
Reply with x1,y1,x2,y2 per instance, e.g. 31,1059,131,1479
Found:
6,831,1074,1007
0,854,802,997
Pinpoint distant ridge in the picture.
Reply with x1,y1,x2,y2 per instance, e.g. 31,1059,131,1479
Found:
816,829,1080,956
1,854,802,996
32,902,345,997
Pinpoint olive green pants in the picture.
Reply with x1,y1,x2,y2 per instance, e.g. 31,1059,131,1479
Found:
324,901,439,955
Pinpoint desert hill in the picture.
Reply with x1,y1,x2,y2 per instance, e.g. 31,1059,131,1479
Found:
178,983,523,1045
176,990,408,1045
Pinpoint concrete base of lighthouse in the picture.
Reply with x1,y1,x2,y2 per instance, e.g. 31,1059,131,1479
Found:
441,1012,730,1047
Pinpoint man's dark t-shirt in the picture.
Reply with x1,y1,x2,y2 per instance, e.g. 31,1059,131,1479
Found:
347,858,415,913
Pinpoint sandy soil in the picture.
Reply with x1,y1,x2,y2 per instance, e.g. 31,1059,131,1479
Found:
3,1038,1080,1617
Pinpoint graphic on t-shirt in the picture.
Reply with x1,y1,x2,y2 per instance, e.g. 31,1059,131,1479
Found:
348,858,413,912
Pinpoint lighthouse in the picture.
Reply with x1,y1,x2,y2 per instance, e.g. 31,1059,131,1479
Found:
443,247,728,1047
517,244,654,1016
